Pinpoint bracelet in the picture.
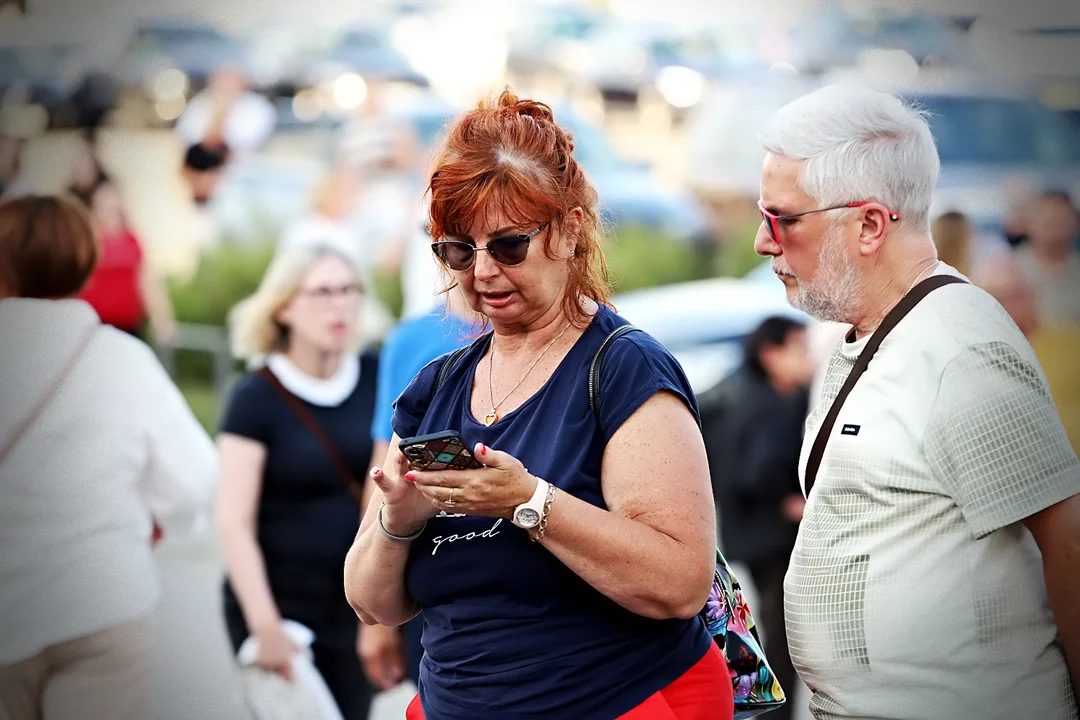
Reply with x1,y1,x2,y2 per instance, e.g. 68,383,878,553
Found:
377,502,426,543
532,484,557,542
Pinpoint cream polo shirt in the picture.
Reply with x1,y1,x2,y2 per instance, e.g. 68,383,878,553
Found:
786,264,1080,720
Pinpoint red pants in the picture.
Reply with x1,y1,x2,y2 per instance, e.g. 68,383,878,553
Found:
405,642,733,720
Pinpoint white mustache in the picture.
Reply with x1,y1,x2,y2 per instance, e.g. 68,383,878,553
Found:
772,263,795,278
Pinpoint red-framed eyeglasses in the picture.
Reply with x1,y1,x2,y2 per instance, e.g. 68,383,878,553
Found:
758,201,901,243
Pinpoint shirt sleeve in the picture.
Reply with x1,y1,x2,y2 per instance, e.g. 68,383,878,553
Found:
390,354,447,442
596,332,700,443
219,373,274,445
134,342,217,536
925,341,1080,538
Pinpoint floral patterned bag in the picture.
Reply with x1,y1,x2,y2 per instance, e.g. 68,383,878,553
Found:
701,548,787,718
589,325,786,717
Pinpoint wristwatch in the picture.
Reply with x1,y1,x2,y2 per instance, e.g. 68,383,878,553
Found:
513,478,549,530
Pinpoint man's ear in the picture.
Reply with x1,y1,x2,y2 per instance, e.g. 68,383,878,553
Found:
856,205,891,257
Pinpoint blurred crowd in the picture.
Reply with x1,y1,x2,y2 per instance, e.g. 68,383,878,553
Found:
930,191,1080,449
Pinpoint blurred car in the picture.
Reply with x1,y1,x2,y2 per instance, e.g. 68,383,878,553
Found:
912,84,1080,233
685,73,1080,234
208,91,451,242
552,20,750,109
505,2,604,82
113,21,247,96
223,89,706,244
363,96,709,241
787,9,973,74
0,44,97,129
386,92,455,148
558,109,707,241
1,46,62,107
568,22,717,106
684,70,821,201
203,152,328,244
287,26,427,95
611,276,808,395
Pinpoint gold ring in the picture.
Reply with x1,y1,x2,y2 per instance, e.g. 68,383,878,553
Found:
445,488,456,508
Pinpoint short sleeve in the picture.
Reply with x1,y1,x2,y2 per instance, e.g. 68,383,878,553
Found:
389,354,447,442
925,341,1080,538
219,373,274,444
132,338,216,534
596,333,699,442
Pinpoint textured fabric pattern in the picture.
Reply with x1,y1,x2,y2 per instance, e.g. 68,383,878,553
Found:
786,265,1080,720
925,341,1080,538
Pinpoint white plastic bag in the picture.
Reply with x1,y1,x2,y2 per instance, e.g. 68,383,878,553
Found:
236,620,344,720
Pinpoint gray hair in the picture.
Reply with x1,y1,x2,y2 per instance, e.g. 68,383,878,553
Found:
758,84,940,231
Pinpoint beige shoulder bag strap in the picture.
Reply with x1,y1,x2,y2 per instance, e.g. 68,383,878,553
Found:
0,325,97,463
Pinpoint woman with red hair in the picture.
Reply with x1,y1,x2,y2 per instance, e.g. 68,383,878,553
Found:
344,90,732,720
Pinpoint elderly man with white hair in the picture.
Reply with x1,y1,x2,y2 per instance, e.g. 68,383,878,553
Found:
754,84,1080,720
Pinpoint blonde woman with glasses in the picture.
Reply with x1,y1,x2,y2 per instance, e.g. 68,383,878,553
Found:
217,242,378,719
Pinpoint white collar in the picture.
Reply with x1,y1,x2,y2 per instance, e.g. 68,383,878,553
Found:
265,353,359,407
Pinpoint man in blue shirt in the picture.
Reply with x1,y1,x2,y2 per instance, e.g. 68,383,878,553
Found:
358,291,474,694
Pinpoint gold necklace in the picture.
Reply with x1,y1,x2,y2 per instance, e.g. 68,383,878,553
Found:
484,321,572,426
905,259,940,297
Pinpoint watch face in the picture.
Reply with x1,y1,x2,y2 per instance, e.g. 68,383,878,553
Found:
515,507,541,528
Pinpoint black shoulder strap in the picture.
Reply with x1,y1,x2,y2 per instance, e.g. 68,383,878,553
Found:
588,324,643,418
433,346,470,396
804,274,968,496
431,334,490,398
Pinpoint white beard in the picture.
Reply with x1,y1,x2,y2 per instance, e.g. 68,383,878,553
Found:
790,223,864,324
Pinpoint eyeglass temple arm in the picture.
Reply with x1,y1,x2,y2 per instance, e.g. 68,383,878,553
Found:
844,201,901,221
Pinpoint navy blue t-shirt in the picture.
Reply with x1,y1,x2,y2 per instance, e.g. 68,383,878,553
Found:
391,304,711,720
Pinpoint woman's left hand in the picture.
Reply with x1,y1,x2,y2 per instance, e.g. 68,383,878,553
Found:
408,443,537,519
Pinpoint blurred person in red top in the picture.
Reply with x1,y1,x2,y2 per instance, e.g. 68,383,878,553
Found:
70,139,176,345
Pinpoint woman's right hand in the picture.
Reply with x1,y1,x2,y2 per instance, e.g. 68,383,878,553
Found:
370,448,438,536
254,624,299,681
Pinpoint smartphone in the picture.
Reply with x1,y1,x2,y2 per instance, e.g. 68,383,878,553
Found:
398,430,484,471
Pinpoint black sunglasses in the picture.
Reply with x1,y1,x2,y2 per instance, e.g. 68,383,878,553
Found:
431,224,547,271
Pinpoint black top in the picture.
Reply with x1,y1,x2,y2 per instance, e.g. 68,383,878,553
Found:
219,352,377,650
699,366,808,566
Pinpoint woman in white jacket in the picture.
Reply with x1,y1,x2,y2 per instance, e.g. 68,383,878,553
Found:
0,195,217,720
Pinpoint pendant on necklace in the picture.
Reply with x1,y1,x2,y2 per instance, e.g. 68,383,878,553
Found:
484,410,498,426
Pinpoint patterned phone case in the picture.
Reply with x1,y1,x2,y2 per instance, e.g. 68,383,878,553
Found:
401,435,483,471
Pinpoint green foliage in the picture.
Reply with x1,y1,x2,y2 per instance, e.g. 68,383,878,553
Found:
371,265,404,321
169,241,407,327
603,225,711,294
167,224,760,335
602,221,763,295
179,380,220,434
168,242,276,327
714,219,767,279
164,242,273,383
166,225,765,431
